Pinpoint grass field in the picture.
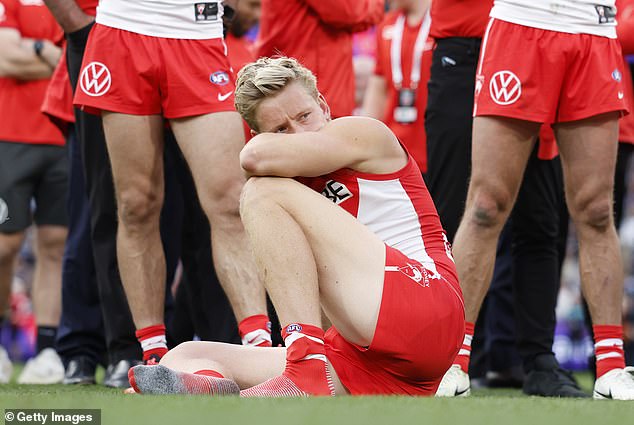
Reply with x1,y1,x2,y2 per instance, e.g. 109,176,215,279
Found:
1,369,633,425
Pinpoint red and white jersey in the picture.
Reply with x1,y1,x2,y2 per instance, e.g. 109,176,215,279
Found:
96,0,224,39
299,155,455,280
491,0,617,38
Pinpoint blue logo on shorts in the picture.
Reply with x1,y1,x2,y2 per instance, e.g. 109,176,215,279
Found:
612,69,622,82
286,324,302,333
210,71,230,86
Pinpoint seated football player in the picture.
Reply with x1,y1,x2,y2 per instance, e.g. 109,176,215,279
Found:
128,57,465,397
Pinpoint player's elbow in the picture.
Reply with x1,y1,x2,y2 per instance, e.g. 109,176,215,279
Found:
239,146,262,175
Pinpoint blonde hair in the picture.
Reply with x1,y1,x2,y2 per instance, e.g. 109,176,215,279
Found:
235,57,319,132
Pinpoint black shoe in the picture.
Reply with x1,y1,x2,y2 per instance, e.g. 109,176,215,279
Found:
63,357,96,385
103,359,143,388
522,354,590,398
486,365,525,388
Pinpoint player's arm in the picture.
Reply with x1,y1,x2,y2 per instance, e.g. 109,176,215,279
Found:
43,0,93,33
0,28,60,79
240,116,407,178
362,75,388,119
618,2,634,54
302,0,384,32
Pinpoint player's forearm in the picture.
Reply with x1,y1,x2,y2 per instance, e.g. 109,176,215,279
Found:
43,0,94,33
303,0,384,32
0,40,58,80
362,76,388,120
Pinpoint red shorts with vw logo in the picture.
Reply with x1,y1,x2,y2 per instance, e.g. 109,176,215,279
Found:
324,245,464,395
473,19,628,123
73,24,236,118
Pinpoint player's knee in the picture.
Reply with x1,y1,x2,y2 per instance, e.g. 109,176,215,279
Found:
0,236,21,265
35,232,66,263
200,177,244,222
569,194,613,232
465,191,511,229
117,186,163,230
240,177,282,214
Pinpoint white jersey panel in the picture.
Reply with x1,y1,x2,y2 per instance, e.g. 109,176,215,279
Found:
491,0,617,38
96,0,225,39
356,178,440,278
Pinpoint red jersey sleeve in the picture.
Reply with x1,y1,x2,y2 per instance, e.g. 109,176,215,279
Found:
0,0,19,29
302,0,384,32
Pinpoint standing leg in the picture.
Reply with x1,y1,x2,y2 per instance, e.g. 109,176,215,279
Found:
102,112,168,363
555,113,634,399
170,112,269,344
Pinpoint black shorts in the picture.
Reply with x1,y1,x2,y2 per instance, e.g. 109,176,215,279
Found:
0,141,68,233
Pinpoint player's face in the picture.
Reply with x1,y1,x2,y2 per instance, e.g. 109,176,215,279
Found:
254,81,330,134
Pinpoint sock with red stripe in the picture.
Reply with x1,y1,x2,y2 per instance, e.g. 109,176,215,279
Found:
135,324,168,364
240,323,334,397
128,364,239,395
593,324,626,378
239,314,272,347
454,322,474,373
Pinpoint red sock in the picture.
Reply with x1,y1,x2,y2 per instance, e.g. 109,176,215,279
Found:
280,323,333,396
593,324,625,378
135,324,168,364
238,314,272,347
194,369,224,378
454,322,474,373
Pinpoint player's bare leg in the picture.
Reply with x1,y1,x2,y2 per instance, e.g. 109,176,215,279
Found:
102,112,169,362
555,112,634,400
236,177,386,396
437,116,539,396
170,112,270,345
0,231,24,318
31,225,66,328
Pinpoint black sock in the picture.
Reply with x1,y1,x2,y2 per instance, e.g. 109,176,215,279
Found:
36,326,57,353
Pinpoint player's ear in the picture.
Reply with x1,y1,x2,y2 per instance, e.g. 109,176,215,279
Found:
318,93,331,120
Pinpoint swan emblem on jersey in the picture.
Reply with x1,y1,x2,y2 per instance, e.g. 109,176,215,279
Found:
399,263,430,287
321,180,353,205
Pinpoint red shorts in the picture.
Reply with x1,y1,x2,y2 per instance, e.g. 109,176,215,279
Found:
325,245,465,396
73,24,236,118
473,19,628,123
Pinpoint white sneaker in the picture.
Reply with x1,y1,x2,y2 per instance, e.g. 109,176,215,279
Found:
17,348,65,384
0,345,13,384
593,367,634,400
436,364,471,397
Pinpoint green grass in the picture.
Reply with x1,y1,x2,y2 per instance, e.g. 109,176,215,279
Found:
1,369,633,425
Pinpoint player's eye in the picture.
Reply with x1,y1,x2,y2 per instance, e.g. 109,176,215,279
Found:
300,112,310,120
275,126,287,133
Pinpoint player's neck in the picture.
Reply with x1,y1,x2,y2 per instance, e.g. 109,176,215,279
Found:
404,2,428,26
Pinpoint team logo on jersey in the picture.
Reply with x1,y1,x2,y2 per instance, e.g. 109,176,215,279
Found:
194,2,219,21
286,324,302,333
489,70,521,105
595,5,616,24
321,180,353,205
79,62,111,97
612,69,622,82
399,263,431,287
210,71,230,86
0,198,9,225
